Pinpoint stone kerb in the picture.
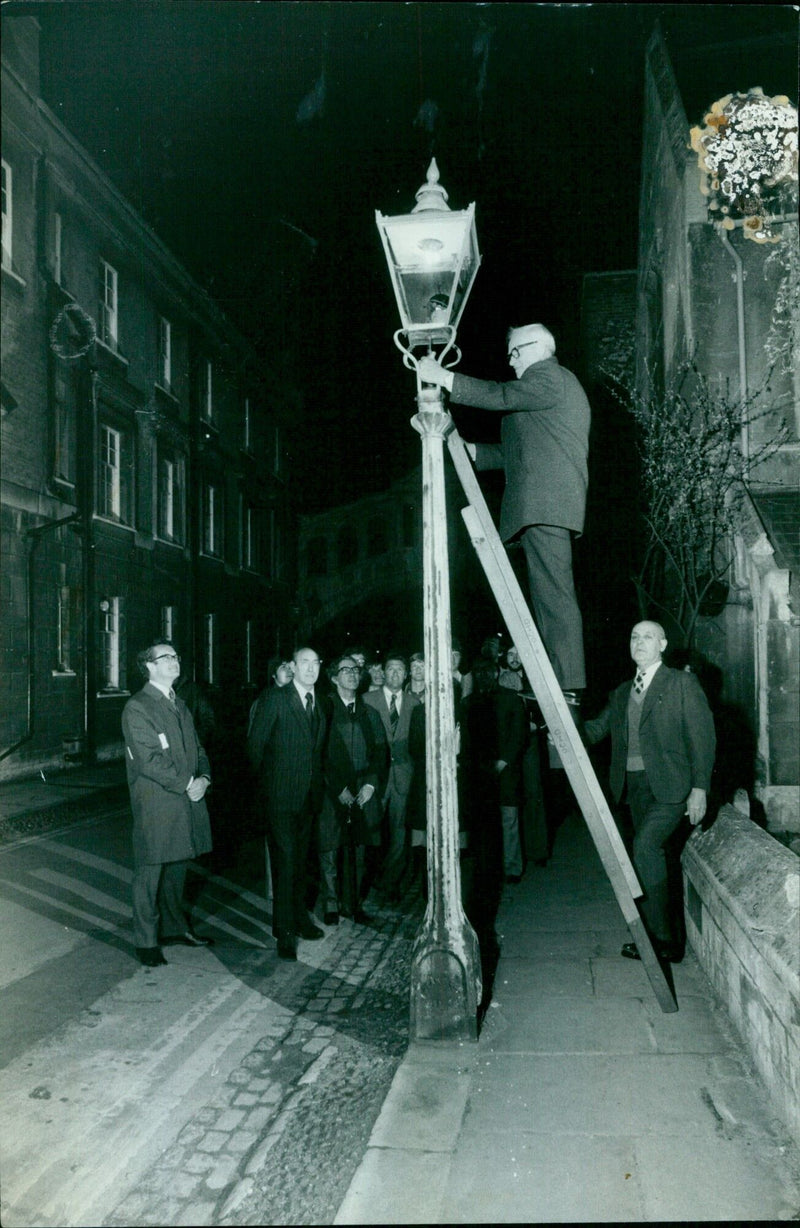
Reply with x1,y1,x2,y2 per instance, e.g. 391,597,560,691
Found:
682,805,800,1146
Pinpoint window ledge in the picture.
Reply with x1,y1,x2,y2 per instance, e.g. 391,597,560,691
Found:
96,338,130,369
154,382,180,406
200,550,224,562
93,515,136,533
2,262,26,290
97,689,131,699
155,535,184,549
52,669,77,678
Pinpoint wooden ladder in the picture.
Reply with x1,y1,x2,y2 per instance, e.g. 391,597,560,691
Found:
447,425,677,1013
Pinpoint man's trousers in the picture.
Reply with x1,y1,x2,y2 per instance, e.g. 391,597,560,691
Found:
266,795,314,940
521,524,586,690
132,859,189,948
625,771,686,944
380,784,410,895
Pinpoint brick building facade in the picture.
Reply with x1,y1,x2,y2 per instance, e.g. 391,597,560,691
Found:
596,28,799,829
1,18,297,779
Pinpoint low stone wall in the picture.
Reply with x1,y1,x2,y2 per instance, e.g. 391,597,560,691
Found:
682,805,800,1146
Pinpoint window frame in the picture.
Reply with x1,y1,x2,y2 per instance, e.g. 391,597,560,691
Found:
158,316,172,390
97,419,134,524
99,260,119,350
202,360,214,423
1,159,12,267
202,480,223,557
156,444,185,544
97,595,127,693
243,396,252,453
53,361,77,488
203,612,216,684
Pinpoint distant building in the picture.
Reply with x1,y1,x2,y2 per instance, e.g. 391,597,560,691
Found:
1,17,297,778
296,463,495,661
586,26,798,829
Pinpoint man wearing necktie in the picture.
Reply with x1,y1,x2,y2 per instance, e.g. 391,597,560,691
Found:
584,621,716,963
364,654,421,903
122,641,213,967
247,646,327,959
317,655,388,925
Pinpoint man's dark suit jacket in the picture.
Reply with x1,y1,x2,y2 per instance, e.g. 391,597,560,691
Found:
318,692,388,850
122,682,212,866
363,688,420,799
584,665,716,805
247,683,327,818
450,356,590,540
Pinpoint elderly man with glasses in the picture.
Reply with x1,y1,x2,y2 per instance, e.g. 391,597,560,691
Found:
419,324,591,710
122,641,213,966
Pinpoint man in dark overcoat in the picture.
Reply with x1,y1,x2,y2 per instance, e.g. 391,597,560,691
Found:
584,621,716,962
318,654,388,925
247,646,327,959
122,641,213,967
419,323,590,697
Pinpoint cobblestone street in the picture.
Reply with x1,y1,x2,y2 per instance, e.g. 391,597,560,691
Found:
0,792,424,1228
105,906,420,1228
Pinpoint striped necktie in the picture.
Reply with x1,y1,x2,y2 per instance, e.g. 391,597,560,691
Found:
389,693,399,732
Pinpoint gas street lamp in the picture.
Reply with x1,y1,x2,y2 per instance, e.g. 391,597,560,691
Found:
376,159,482,1041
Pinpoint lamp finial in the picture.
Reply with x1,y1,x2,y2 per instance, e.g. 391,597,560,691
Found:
413,158,450,213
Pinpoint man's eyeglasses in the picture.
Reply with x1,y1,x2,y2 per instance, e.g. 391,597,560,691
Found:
337,665,360,674
152,652,180,663
508,340,538,361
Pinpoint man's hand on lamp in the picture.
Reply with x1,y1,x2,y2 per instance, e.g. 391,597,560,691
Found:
418,356,453,391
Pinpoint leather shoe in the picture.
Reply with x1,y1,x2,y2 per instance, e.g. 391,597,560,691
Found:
323,911,339,926
296,920,324,941
620,941,641,960
161,930,214,947
277,938,297,960
136,946,167,967
353,909,371,925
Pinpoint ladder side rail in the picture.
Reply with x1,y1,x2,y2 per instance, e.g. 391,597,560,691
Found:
447,428,640,897
448,429,677,1013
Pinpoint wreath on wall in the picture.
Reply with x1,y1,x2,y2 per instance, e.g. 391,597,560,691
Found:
690,88,798,243
49,302,97,359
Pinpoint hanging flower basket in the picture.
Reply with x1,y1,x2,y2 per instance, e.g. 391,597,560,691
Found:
690,89,798,243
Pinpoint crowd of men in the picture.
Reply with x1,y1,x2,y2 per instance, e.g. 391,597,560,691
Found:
121,634,561,966
120,320,717,973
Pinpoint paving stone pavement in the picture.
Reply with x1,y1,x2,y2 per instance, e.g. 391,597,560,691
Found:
102,898,422,1228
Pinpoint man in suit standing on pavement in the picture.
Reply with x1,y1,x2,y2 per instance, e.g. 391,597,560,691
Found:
363,653,421,903
419,324,590,710
318,654,388,925
247,646,327,959
122,641,214,967
584,621,716,963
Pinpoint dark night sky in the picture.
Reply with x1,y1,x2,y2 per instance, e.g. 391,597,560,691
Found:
21,1,799,509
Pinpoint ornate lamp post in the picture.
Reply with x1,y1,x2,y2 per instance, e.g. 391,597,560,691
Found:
376,159,482,1040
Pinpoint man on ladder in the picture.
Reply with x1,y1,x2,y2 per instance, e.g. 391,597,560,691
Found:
419,323,590,717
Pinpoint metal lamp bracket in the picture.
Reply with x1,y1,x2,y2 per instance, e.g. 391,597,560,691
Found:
393,326,461,396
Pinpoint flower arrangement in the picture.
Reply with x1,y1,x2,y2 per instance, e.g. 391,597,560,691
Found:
690,88,798,243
